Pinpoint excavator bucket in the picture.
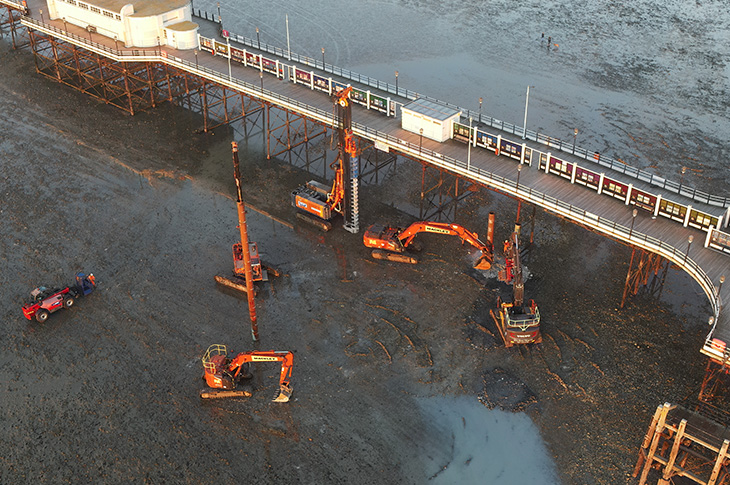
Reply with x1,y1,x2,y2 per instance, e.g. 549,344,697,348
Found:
474,253,492,271
272,384,293,403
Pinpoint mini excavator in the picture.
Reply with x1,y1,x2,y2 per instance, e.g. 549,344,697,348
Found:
200,344,293,402
363,217,493,270
215,142,280,294
292,86,358,232
492,224,541,347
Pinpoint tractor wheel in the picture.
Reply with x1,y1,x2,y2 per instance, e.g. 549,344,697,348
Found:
35,309,49,323
64,296,75,309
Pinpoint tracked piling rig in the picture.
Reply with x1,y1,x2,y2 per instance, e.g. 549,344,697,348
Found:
215,142,281,299
493,223,541,346
291,86,360,232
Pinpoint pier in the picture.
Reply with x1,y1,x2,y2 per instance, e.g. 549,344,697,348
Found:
3,0,730,403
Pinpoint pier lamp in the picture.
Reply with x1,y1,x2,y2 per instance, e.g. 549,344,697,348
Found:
629,208,638,238
322,47,325,68
684,235,694,265
62,17,67,32
260,71,263,91
419,128,423,155
227,37,232,80
522,85,534,140
709,316,715,327
395,71,399,95
479,97,483,123
718,275,726,298
39,8,43,23
573,128,578,154
516,164,522,192
679,166,687,194
114,36,119,52
194,49,198,69
256,27,260,49
467,116,473,170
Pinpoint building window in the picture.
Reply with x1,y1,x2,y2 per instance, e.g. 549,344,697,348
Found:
78,2,88,9
90,6,100,13
103,11,114,18
115,15,121,20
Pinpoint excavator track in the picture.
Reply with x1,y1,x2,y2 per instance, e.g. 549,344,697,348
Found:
371,249,418,265
296,212,332,232
214,275,259,294
199,388,253,399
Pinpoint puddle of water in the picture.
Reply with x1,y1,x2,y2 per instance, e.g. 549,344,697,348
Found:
417,396,559,484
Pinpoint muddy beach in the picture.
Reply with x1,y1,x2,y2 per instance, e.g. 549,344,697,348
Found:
0,33,715,485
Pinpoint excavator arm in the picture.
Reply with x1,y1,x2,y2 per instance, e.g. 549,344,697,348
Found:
397,222,492,269
364,221,492,269
227,350,294,402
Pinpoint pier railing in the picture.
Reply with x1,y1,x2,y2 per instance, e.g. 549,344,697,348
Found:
209,13,730,209
23,11,730,209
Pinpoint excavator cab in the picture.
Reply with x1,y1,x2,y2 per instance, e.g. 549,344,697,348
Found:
201,344,237,391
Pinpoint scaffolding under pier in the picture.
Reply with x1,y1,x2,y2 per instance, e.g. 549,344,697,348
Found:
634,402,730,485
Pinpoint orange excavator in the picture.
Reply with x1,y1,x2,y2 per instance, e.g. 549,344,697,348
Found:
200,344,293,402
492,224,541,347
363,217,493,270
291,86,357,232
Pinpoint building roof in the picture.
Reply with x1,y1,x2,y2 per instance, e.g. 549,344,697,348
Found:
89,0,190,16
166,20,198,32
402,99,460,121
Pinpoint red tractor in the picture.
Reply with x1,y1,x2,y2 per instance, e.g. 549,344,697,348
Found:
22,272,96,322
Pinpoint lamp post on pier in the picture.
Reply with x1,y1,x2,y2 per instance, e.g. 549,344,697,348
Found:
522,85,533,140
479,97,483,123
395,71,399,95
321,47,325,68
62,17,67,32
467,116,473,171
419,128,423,155
194,49,198,70
39,8,43,23
683,235,694,265
629,208,638,239
516,164,522,192
573,128,578,154
718,275,726,299
256,27,260,49
226,37,232,80
285,14,291,61
679,166,687,194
